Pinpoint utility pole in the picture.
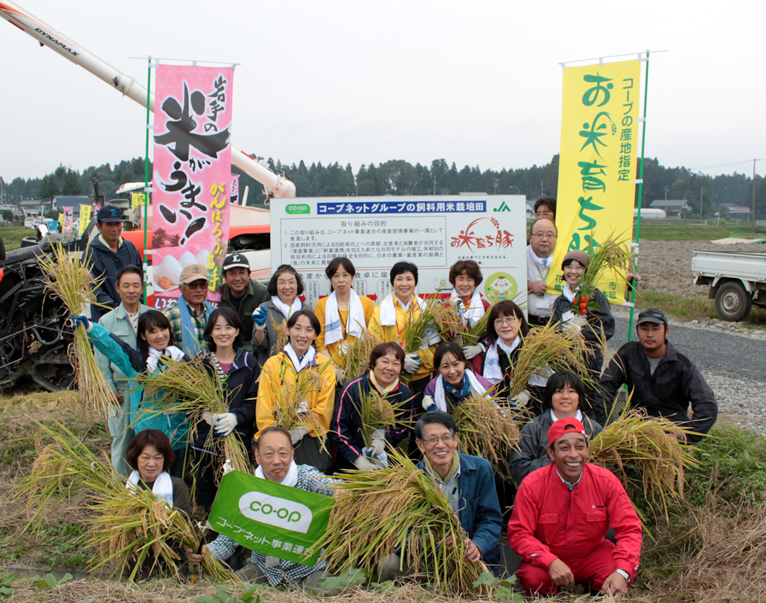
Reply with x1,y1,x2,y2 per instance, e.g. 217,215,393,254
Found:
664,185,669,200
700,187,705,221
540,180,544,196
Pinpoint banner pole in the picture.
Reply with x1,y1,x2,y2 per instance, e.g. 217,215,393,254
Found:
142,57,152,305
627,50,650,341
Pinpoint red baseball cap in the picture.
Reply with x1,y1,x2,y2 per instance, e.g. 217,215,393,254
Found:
547,418,587,447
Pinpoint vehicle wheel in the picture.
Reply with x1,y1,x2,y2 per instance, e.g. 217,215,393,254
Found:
714,281,752,322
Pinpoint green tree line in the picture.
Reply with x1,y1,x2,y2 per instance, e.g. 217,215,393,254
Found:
1,156,763,219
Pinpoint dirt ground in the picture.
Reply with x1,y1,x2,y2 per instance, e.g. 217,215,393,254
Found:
636,239,764,298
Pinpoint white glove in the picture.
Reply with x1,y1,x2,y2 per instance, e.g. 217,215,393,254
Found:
290,426,309,445
563,321,582,337
404,353,421,374
221,459,233,476
462,344,483,360
297,400,310,414
369,430,386,456
422,395,437,412
354,455,377,471
201,411,215,426
214,413,238,436
334,366,346,383
510,390,531,408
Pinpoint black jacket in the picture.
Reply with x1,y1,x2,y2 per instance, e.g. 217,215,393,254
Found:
330,374,413,470
594,340,717,442
193,349,259,451
220,280,269,351
84,237,143,320
550,288,615,374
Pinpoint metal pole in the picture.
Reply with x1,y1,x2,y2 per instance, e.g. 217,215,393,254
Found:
700,187,705,222
142,57,151,305
628,51,651,342
753,159,757,228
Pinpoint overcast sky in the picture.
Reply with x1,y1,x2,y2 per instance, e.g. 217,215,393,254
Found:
1,0,763,185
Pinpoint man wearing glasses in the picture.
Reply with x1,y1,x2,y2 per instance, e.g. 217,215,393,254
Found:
526,218,558,326
416,411,503,566
163,263,214,356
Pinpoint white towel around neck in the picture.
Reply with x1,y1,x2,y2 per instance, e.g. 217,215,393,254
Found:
256,459,299,488
433,370,488,412
284,342,316,373
450,288,486,328
482,336,521,384
126,470,174,506
272,296,302,320
323,289,366,346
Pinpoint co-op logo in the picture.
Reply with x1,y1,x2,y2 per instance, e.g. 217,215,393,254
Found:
239,492,313,534
285,204,310,215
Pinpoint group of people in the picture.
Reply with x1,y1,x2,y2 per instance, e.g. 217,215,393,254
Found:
77,200,718,594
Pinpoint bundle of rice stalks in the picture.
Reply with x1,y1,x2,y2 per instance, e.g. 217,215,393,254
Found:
138,356,250,475
342,328,382,382
267,360,332,439
508,320,593,397
356,389,412,449
37,243,114,416
322,449,492,595
569,236,631,315
461,310,491,347
271,318,289,356
401,299,439,354
429,301,465,344
452,393,522,475
589,406,699,515
17,420,236,582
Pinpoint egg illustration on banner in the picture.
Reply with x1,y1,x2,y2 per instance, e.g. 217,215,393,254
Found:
484,272,517,303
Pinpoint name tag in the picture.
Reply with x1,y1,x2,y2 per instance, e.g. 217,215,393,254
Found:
562,310,574,322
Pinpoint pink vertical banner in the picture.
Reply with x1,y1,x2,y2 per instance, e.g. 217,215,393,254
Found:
151,63,234,308
231,175,240,205
63,206,73,233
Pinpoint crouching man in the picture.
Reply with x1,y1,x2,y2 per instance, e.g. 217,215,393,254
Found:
379,411,503,579
509,418,642,595
189,426,339,588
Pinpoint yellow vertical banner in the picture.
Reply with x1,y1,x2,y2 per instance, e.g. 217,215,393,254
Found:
78,205,92,237
548,59,640,305
131,192,146,209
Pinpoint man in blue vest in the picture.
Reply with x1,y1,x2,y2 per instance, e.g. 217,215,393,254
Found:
162,264,214,356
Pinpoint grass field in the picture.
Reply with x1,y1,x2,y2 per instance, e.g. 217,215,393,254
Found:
0,224,34,251
636,221,763,241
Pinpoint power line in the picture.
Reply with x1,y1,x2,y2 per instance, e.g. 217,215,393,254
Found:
691,159,766,171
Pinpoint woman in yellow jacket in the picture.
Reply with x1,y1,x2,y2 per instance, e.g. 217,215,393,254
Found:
369,261,440,413
314,257,374,385
256,310,336,473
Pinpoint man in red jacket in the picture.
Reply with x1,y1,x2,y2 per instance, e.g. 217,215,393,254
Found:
509,418,642,595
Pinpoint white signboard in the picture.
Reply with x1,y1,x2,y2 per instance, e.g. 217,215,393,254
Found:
270,195,528,307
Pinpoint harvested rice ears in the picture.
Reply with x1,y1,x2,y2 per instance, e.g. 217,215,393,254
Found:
356,387,413,449
323,449,492,595
509,321,594,397
429,301,466,344
589,404,699,516
342,328,382,382
568,236,631,315
37,243,114,416
264,358,334,440
138,355,250,476
401,298,439,355
272,317,289,357
17,420,237,582
461,310,491,347
452,393,522,476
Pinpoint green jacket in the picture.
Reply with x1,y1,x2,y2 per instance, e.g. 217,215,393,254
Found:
220,279,269,350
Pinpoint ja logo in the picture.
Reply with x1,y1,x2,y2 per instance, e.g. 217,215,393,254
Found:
493,201,512,213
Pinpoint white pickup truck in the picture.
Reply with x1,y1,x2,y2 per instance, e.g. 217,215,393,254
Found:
691,249,766,321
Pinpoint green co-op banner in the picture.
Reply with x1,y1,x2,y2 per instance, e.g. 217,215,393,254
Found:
208,471,334,565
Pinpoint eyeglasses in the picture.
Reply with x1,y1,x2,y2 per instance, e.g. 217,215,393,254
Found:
422,434,456,447
260,451,291,461
186,280,209,290
494,316,517,326
535,210,554,217
531,231,556,239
